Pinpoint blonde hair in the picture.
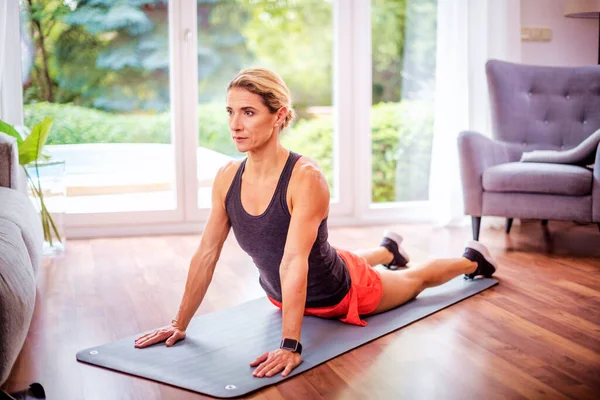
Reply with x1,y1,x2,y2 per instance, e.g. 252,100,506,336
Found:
228,68,295,130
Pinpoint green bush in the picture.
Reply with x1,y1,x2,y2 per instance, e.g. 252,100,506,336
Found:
284,101,434,203
281,115,334,188
371,101,434,202
24,102,172,145
24,102,239,156
24,100,433,203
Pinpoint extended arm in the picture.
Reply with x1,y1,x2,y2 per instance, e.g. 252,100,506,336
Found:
279,163,330,343
173,167,233,330
135,162,235,348
250,160,330,378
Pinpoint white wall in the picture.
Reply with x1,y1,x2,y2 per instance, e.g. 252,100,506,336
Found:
521,0,599,66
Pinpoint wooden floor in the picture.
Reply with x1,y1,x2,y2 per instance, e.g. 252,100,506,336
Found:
3,220,600,399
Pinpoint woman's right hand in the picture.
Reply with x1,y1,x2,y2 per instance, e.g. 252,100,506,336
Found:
134,321,186,348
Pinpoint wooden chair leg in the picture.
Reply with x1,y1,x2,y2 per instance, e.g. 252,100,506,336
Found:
472,216,481,241
506,218,513,234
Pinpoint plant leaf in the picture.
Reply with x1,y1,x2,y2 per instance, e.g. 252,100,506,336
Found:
19,117,53,165
0,119,23,144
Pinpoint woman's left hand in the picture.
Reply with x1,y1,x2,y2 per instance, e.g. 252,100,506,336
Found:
250,349,303,378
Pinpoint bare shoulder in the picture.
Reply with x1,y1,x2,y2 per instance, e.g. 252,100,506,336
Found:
296,154,321,170
289,155,330,210
292,156,328,187
213,158,244,200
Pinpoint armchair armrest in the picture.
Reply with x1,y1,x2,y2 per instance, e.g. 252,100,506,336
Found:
457,131,517,216
593,141,600,222
0,132,19,190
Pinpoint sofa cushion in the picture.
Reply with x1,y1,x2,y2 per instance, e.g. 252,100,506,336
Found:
0,220,37,386
0,187,42,386
482,162,592,196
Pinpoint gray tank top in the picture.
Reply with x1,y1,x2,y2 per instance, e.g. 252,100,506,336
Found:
225,151,351,308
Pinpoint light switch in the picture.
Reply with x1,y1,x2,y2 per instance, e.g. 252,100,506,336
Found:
541,28,552,40
521,27,552,42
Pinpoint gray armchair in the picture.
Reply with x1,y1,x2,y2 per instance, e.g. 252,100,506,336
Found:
458,59,600,240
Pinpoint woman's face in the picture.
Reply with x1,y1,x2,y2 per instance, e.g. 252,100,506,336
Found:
226,87,284,153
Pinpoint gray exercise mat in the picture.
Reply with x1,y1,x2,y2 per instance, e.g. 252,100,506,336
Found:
76,276,497,398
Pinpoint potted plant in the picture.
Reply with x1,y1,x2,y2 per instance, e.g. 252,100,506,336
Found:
0,117,64,251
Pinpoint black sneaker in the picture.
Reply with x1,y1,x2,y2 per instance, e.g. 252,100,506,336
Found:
3,383,46,399
463,240,497,280
380,230,410,270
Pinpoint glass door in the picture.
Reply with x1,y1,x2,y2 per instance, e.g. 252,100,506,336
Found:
19,0,181,227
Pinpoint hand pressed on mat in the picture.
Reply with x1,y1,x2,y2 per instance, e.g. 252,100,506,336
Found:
250,349,302,378
134,321,186,348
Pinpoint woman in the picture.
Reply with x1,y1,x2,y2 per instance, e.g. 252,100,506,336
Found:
134,68,497,379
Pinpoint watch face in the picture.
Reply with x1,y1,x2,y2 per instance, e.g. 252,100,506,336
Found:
281,338,298,351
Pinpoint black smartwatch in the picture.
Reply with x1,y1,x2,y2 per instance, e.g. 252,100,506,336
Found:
280,338,302,355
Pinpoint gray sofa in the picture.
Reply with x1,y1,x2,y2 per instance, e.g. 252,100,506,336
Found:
0,132,43,387
458,60,600,240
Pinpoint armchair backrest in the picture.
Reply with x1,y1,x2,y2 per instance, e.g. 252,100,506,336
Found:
486,59,600,149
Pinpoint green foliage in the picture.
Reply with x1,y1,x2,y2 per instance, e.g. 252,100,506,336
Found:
66,2,155,35
0,116,62,244
21,0,74,104
371,0,437,102
22,102,232,154
0,120,23,145
18,117,54,165
23,102,239,155
195,1,253,102
62,1,170,111
371,101,434,202
0,116,55,166
23,102,172,144
197,104,237,155
20,0,437,203
22,0,437,113
240,0,334,109
53,26,107,103
282,114,334,185
398,0,437,100
47,0,255,110
371,0,407,103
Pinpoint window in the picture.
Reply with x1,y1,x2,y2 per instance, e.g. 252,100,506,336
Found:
20,0,176,214
370,0,437,204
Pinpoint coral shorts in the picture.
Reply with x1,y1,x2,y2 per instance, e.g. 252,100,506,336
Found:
267,248,384,326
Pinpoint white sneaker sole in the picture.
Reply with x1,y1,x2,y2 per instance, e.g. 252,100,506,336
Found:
465,240,498,270
383,230,403,245
383,230,410,264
